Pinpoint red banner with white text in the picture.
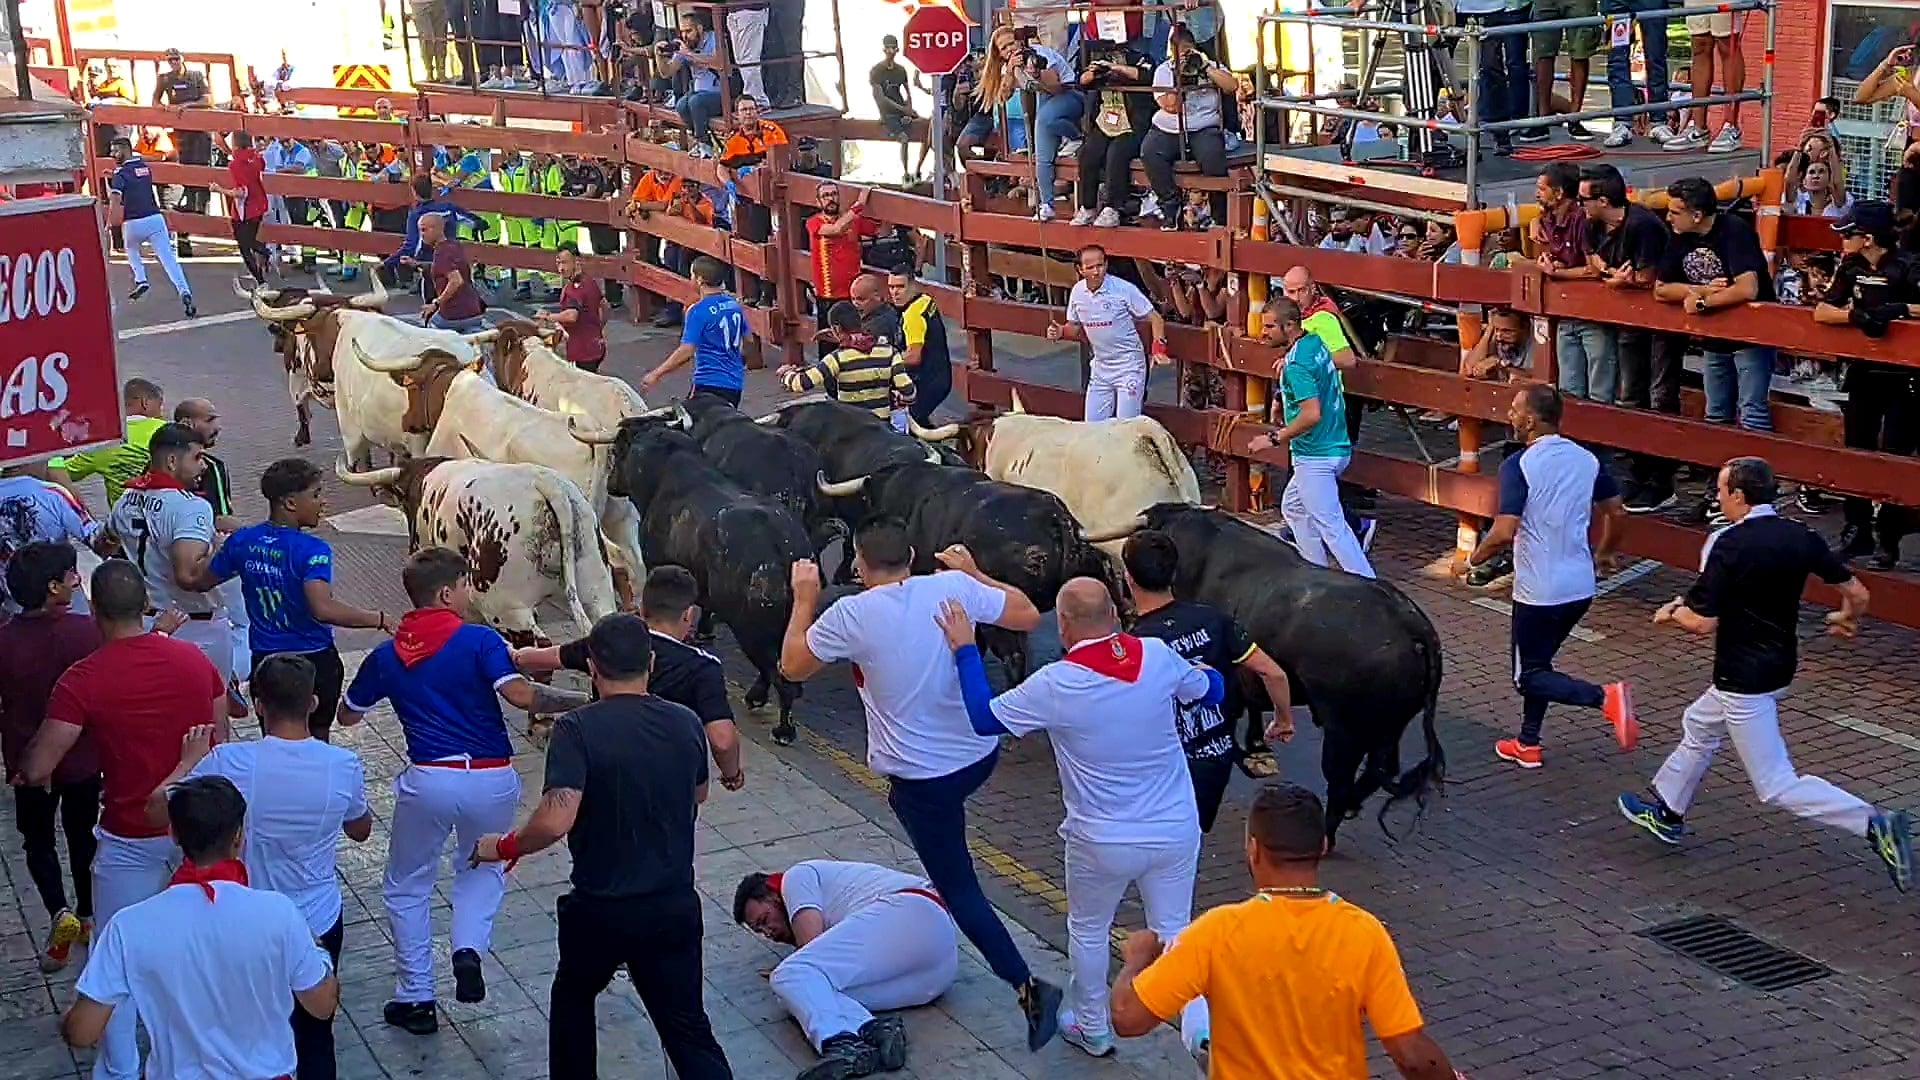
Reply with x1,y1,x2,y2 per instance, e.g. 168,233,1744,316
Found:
0,196,124,466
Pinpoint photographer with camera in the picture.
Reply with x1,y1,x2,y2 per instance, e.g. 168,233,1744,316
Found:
657,10,725,145
983,25,1082,222
1142,23,1238,231
1072,39,1156,228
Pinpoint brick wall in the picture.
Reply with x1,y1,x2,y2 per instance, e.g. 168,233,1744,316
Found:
1741,0,1827,153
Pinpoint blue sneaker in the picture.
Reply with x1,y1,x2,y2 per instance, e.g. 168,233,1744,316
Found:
1357,517,1378,552
1618,792,1684,845
1868,809,1913,892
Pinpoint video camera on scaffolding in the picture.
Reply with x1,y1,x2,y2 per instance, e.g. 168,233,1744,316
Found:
1348,0,1466,173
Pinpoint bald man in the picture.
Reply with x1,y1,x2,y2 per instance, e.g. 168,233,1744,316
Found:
938,578,1222,1058
851,272,904,353
1277,267,1357,370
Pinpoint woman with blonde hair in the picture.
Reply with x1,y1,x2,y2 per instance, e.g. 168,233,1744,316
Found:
978,24,1083,221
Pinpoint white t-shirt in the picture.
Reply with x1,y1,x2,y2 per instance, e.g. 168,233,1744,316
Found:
806,571,1007,780
780,859,929,928
187,737,369,935
1151,58,1224,133
1501,435,1611,607
107,485,215,613
1066,276,1155,378
987,633,1209,846
75,882,332,1080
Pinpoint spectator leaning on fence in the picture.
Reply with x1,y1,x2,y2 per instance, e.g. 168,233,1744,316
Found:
1655,177,1776,455
1532,163,1613,404
1144,23,1237,231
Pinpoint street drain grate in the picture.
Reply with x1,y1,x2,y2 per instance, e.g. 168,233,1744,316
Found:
1639,915,1832,992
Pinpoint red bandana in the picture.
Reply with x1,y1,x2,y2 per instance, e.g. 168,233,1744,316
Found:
1303,295,1341,320
767,872,784,893
1062,633,1144,683
394,608,465,667
124,472,188,492
169,857,249,901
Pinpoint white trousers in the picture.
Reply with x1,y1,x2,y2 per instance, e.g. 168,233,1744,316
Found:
768,891,958,1051
728,8,770,106
1064,834,1203,1040
1282,454,1375,579
216,578,250,678
1652,686,1876,836
1085,368,1146,422
384,763,521,1002
121,214,189,298
90,829,180,1080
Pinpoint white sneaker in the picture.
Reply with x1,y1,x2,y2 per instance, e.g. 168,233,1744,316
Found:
1137,192,1161,220
1069,207,1097,226
1035,202,1056,222
1093,207,1122,228
1061,1023,1116,1057
1709,123,1742,153
1662,124,1708,152
1648,122,1678,142
1602,126,1633,149
1057,138,1083,160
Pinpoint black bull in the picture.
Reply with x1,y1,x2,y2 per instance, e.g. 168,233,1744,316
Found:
598,419,814,744
1140,504,1445,846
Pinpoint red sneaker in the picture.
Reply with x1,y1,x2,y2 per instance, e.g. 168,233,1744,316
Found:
1603,682,1639,751
1494,738,1542,768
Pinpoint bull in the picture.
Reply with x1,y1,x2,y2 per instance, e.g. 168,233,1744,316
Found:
489,318,649,426
1097,503,1444,848
814,462,1121,680
233,276,390,448
335,455,619,646
570,416,814,744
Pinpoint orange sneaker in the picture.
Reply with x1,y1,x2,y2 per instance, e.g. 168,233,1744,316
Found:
1603,682,1639,751
1494,738,1543,768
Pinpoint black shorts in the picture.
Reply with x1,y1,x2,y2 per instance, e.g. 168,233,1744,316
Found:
252,644,345,739
691,384,742,407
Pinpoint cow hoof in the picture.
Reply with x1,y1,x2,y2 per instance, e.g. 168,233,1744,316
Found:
772,721,797,747
293,429,311,448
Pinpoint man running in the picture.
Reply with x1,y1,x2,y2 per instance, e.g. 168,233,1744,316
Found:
106,422,232,691
1620,457,1915,891
1467,385,1638,768
780,302,918,424
105,137,195,316
735,859,957,1077
1048,244,1168,421
641,256,748,404
338,548,589,1033
778,519,1063,1050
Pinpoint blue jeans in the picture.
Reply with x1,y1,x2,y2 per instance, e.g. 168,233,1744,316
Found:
676,89,723,141
1602,0,1671,111
1461,7,1531,126
1704,346,1775,431
886,747,1032,988
1513,598,1605,746
1555,319,1619,403
427,311,488,332
1032,89,1085,208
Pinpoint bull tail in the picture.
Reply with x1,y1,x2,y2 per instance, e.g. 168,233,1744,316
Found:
532,470,601,633
1377,623,1446,839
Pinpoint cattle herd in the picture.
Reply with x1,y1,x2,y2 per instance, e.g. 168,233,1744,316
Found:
243,283,1447,843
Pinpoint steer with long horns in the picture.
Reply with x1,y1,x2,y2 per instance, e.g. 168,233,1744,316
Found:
236,275,389,447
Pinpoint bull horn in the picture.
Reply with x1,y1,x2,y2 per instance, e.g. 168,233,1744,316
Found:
334,457,403,487
1078,514,1149,544
753,411,781,425
632,404,677,421
1010,388,1027,414
568,416,618,445
464,328,502,345
457,433,486,458
922,446,944,465
672,402,692,430
349,273,389,309
233,276,270,301
351,338,425,373
816,471,868,497
252,291,317,322
908,417,962,442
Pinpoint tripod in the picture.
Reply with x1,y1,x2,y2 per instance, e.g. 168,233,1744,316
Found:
1342,0,1465,170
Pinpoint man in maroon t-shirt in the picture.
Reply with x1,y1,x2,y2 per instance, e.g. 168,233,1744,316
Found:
18,559,225,1080
418,211,488,332
536,249,608,372
220,132,273,285
0,544,103,974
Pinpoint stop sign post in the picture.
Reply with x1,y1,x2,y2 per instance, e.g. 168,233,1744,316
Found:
901,4,970,278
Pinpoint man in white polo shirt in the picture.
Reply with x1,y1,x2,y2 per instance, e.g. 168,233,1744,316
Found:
145,654,371,1080
780,517,1065,1052
1468,385,1639,769
938,578,1221,1059
106,422,231,688
1047,244,1169,421
63,775,337,1080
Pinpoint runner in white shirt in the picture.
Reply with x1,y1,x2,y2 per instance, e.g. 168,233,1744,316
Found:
105,422,231,684
63,775,337,1080
939,577,1219,1058
734,859,958,1076
779,517,1065,1051
145,654,372,1080
1047,244,1169,421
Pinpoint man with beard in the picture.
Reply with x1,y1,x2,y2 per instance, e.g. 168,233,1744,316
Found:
807,182,878,360
172,399,249,712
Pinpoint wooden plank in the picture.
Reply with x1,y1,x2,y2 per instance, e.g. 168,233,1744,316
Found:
1263,151,1468,207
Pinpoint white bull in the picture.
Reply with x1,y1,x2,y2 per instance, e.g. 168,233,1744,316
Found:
336,456,618,644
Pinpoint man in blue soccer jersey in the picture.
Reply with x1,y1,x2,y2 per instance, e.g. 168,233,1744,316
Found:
640,256,748,405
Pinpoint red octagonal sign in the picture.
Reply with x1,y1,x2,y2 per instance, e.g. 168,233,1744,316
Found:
903,4,970,77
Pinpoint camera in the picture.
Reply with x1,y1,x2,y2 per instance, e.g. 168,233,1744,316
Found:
1178,49,1211,87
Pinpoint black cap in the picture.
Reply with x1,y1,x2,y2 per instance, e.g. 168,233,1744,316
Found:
883,34,899,47
164,47,183,59
1832,199,1896,237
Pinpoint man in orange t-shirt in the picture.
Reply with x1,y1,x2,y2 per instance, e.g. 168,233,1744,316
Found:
720,97,789,306
806,180,878,359
1110,784,1458,1080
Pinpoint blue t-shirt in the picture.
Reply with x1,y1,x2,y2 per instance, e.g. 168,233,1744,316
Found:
689,31,721,93
1278,332,1350,459
1498,435,1619,607
109,157,163,220
208,522,335,654
343,624,520,763
683,293,748,392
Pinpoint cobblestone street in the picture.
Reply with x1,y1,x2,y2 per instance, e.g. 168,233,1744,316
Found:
4,254,1918,1078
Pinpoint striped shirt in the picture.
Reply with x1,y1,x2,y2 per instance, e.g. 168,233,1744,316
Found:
55,416,166,505
782,345,917,418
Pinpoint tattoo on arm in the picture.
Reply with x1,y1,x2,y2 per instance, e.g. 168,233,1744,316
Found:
540,787,581,813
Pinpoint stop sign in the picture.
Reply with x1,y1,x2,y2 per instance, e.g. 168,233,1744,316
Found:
902,4,970,77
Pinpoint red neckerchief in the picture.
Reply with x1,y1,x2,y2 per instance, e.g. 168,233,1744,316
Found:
1062,633,1144,683
767,872,784,893
394,608,465,667
124,472,188,492
1303,295,1341,320
169,857,248,901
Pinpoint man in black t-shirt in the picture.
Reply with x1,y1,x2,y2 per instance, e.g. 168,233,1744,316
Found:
153,48,212,255
1618,457,1913,893
871,35,927,183
1655,178,1777,447
1121,531,1294,832
473,615,735,1079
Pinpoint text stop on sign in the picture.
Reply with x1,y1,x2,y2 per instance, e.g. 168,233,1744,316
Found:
902,4,971,76
0,197,124,467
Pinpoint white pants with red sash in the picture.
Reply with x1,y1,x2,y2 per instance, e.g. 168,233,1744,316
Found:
767,890,959,1051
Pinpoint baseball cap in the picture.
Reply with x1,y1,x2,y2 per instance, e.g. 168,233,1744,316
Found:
1832,200,1895,237
883,34,899,47
164,47,183,60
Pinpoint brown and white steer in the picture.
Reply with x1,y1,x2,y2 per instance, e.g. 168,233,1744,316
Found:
335,456,619,645
489,319,649,428
236,276,389,447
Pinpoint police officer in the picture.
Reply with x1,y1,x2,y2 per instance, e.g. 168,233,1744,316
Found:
1812,200,1920,570
152,48,212,258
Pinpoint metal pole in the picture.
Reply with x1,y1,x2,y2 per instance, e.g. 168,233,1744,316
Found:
932,97,948,280
4,0,32,104
1760,0,1777,162
1463,29,1479,209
